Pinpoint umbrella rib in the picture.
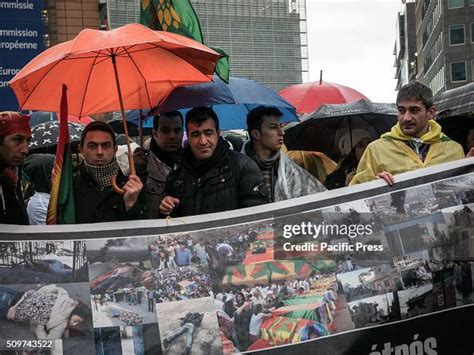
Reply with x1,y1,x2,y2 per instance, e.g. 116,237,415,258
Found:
148,42,217,79
16,59,65,111
122,46,153,109
78,51,102,117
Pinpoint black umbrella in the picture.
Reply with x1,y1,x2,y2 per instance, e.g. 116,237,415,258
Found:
284,99,397,159
435,82,474,119
30,121,84,151
435,83,474,153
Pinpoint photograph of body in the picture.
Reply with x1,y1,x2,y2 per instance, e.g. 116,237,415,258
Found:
0,282,92,340
0,241,88,285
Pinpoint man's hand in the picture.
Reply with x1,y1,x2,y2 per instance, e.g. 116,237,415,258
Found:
376,171,395,186
123,174,143,211
466,148,474,158
159,196,180,216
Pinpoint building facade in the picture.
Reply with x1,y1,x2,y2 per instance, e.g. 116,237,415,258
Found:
394,1,417,90
104,0,308,92
43,0,100,46
413,0,474,95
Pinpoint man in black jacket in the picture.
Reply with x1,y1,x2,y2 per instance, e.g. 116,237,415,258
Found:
0,111,31,225
74,121,145,223
159,107,268,217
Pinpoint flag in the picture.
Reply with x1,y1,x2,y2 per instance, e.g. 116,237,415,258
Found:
140,0,230,82
46,84,75,224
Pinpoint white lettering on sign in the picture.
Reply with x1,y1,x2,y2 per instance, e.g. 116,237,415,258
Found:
0,0,34,10
0,29,39,37
0,41,38,50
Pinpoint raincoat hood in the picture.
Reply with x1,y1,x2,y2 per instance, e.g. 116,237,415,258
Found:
381,120,449,144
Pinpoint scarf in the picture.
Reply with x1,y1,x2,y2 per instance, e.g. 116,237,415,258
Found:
82,160,120,191
180,137,229,176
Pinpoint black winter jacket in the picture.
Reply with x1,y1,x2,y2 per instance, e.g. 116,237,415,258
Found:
0,168,28,225
73,164,146,224
165,138,268,217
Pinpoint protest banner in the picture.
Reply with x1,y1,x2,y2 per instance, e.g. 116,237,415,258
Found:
0,158,473,354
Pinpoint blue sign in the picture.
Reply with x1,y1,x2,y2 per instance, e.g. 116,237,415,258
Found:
0,0,44,111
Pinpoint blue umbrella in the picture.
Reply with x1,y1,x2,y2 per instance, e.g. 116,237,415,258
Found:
129,76,298,130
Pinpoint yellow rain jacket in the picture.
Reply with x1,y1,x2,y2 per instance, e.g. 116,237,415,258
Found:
350,120,464,185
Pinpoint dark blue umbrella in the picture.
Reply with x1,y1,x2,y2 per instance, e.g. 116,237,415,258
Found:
129,76,298,130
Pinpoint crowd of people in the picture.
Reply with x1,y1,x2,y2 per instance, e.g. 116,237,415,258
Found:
2,81,471,225
214,276,336,351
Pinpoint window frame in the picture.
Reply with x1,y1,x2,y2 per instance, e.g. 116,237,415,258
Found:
448,0,464,9
449,24,466,46
450,61,467,83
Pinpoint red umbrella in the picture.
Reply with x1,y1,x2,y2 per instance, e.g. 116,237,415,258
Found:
280,79,369,114
9,23,220,192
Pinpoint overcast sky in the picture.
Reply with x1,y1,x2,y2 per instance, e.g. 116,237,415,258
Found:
306,0,402,103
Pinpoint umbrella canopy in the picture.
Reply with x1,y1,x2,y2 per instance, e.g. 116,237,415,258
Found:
435,82,474,119
280,80,369,114
132,75,298,130
435,83,474,153
284,99,397,158
108,119,152,136
30,121,84,151
30,111,93,127
9,23,220,116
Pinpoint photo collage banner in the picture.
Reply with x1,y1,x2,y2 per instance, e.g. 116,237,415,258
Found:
0,159,473,355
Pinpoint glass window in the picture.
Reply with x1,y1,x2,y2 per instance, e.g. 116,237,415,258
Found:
471,23,474,42
449,24,465,45
451,62,467,82
448,0,464,8
471,0,474,5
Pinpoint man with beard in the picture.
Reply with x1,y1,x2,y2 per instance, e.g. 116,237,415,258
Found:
351,81,464,186
0,112,31,224
135,111,184,218
244,105,326,202
159,106,268,217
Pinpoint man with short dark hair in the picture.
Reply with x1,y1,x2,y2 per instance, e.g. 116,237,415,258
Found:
244,105,326,202
159,106,268,217
350,81,464,185
135,111,183,218
0,112,31,224
74,121,145,223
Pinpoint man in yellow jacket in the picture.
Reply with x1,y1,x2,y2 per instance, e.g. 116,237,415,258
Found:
350,81,465,186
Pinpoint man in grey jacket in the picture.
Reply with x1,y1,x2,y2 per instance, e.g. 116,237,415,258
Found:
135,111,184,218
244,106,326,202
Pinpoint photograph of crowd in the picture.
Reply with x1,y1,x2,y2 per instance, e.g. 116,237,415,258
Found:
148,234,213,302
156,297,222,355
200,224,355,353
87,238,157,328
0,241,88,284
0,282,93,341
